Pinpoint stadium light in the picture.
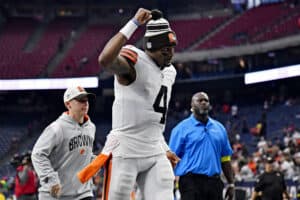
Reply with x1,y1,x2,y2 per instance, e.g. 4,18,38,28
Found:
244,64,300,84
0,77,99,90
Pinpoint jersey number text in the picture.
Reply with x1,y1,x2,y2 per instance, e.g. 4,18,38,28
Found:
153,85,168,124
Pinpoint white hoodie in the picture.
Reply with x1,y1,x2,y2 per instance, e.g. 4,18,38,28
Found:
32,112,95,200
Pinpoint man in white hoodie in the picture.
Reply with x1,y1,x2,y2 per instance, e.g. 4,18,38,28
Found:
31,86,96,200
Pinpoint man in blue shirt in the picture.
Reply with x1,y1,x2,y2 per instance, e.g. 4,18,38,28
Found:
169,92,235,200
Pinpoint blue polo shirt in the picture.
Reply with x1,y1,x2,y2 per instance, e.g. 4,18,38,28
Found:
169,114,233,176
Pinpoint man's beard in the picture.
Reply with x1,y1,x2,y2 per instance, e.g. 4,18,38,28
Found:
195,108,209,116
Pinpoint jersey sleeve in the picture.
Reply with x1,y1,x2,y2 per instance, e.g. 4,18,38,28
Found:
254,174,265,192
169,125,185,157
220,123,233,157
31,123,61,187
120,45,138,65
280,172,287,190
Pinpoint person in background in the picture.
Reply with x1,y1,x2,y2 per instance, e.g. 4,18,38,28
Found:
31,86,96,200
169,92,235,200
14,151,38,200
251,156,290,200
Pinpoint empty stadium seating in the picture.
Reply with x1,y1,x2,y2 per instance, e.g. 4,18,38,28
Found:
195,3,299,50
252,11,300,42
170,17,227,51
0,18,39,78
1,4,300,78
51,24,116,77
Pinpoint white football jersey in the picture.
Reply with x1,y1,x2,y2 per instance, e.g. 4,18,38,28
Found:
110,45,176,158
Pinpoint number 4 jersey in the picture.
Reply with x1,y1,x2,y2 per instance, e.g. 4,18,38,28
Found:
109,45,177,158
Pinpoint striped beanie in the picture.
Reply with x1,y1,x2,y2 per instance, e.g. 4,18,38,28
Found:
144,9,177,51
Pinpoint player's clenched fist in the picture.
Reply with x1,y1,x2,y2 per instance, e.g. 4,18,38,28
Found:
133,8,152,25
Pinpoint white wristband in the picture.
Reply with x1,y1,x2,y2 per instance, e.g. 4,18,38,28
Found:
119,19,138,40
228,183,235,188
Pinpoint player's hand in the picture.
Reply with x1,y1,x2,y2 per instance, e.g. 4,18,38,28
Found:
133,8,152,25
166,151,180,168
225,186,234,200
50,183,61,198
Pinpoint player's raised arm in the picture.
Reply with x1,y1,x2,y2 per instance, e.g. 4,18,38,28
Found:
98,8,152,80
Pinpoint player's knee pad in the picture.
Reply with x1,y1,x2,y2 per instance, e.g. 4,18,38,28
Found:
109,172,135,198
155,156,175,188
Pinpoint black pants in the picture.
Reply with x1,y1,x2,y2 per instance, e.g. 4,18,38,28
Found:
80,197,93,200
179,173,224,200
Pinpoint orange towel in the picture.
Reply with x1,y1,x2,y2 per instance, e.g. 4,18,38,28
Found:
77,153,111,183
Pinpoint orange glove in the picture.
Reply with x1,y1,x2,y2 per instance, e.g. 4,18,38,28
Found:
77,153,111,183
